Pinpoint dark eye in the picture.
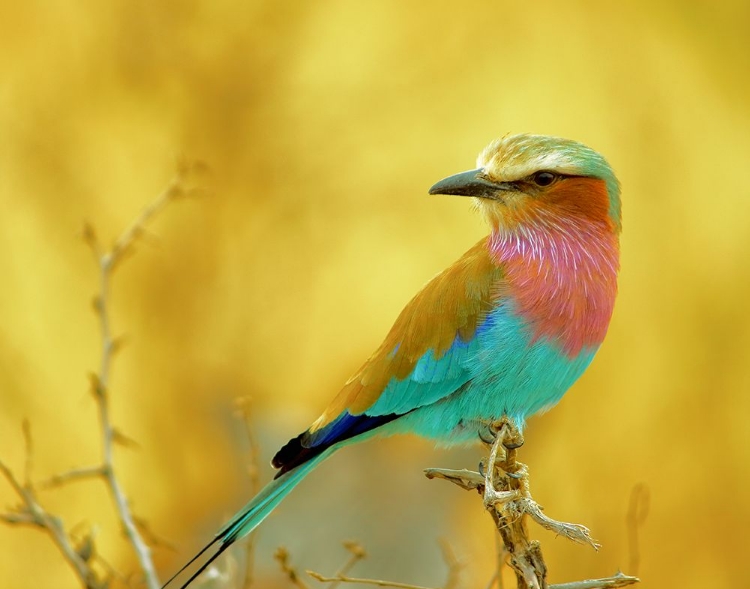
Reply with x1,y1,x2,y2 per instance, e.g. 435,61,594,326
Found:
531,171,557,187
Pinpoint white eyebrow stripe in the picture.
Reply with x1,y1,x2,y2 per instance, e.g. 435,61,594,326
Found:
498,160,581,182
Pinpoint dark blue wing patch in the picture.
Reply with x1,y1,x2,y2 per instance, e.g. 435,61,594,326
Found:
271,412,398,477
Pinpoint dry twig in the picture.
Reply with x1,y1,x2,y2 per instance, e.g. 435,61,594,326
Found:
83,164,203,589
307,538,461,589
549,573,640,589
0,424,104,588
327,541,368,589
275,546,311,589
0,163,206,588
307,571,436,589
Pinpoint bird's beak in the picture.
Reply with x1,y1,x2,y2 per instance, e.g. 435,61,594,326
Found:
428,168,513,199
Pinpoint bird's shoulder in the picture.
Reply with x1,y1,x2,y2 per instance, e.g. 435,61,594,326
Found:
389,235,505,350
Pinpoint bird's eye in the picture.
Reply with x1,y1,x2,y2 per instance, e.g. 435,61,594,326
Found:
531,171,557,187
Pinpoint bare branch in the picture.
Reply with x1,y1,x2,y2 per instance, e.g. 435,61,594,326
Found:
550,573,640,589
307,571,438,589
0,455,26,499
308,539,458,589
133,515,177,552
1,167,203,588
0,429,104,588
327,541,368,589
520,498,599,549
88,170,199,589
275,547,311,589
39,466,107,489
424,468,484,491
22,419,34,487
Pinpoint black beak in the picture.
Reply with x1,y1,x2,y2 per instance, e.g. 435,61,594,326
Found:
428,168,513,199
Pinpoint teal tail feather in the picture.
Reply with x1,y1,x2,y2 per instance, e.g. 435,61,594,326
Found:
163,447,336,589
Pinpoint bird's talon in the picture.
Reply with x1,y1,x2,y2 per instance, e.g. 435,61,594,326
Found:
503,436,525,450
478,425,496,445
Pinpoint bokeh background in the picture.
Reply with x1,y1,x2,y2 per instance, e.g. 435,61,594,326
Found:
1,1,749,588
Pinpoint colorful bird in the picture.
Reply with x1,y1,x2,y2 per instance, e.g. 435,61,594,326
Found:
165,134,621,588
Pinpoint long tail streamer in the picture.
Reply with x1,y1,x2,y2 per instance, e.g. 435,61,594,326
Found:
163,447,335,589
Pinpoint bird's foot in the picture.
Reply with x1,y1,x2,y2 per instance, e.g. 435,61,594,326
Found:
482,419,528,510
479,417,525,450
493,417,525,449
478,423,496,446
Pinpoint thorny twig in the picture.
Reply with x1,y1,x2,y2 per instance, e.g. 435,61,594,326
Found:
0,162,206,588
425,419,640,589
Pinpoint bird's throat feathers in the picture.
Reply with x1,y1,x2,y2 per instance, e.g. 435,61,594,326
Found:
487,182,620,357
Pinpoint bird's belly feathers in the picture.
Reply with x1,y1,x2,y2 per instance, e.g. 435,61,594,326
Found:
392,302,597,444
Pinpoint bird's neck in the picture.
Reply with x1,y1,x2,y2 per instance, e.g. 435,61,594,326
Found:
488,214,620,357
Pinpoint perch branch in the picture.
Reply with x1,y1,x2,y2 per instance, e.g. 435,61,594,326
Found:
426,418,638,589
549,573,640,589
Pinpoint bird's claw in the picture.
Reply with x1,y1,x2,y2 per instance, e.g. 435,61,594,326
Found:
503,436,525,450
478,424,496,445
480,417,525,450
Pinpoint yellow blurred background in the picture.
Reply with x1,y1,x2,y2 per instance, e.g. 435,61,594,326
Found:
1,1,749,587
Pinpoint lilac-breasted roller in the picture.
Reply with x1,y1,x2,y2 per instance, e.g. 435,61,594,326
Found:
167,134,621,588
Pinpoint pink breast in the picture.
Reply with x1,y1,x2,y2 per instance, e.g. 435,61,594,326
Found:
490,220,619,357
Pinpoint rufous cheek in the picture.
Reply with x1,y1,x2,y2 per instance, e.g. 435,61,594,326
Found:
542,178,611,226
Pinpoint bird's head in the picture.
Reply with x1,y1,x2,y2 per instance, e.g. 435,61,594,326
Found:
429,134,621,234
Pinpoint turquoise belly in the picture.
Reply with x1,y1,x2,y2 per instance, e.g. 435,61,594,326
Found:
389,303,598,444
